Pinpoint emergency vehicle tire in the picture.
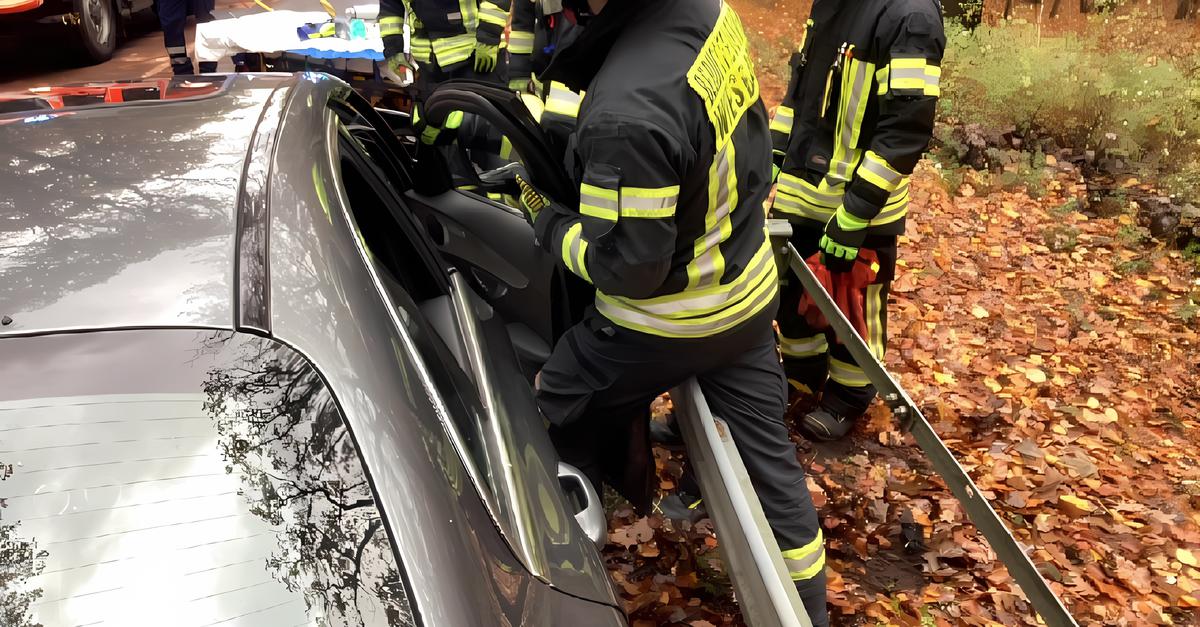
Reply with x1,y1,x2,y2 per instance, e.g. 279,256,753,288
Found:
72,0,117,64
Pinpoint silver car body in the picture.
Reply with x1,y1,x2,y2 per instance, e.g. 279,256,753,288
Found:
0,73,623,626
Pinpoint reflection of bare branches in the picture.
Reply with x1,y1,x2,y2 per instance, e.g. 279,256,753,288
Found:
201,336,413,626
0,519,48,627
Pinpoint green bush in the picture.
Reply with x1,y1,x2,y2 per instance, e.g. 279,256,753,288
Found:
940,21,1200,202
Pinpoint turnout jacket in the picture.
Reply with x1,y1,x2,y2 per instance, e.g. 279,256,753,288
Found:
379,0,511,70
509,1,575,85
770,0,944,236
535,0,778,339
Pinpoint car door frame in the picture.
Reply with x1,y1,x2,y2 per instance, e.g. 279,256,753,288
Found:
324,92,618,608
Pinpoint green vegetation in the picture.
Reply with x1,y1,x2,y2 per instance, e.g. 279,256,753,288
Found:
1116,257,1151,275
1043,224,1080,251
1117,223,1147,246
939,21,1200,202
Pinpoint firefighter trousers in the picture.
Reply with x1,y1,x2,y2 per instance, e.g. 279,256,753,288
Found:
777,227,898,418
537,304,828,626
158,0,216,75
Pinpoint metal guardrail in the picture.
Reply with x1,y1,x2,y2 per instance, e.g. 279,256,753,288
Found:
671,378,813,627
666,220,1077,626
782,241,1080,627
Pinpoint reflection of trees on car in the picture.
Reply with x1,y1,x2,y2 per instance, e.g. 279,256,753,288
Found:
199,334,413,626
0,515,48,626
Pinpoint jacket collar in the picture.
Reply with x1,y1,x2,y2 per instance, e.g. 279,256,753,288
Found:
538,0,648,92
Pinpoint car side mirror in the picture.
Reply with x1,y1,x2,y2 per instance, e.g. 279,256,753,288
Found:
557,462,606,548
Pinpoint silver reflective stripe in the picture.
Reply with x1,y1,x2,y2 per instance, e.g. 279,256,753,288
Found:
772,194,834,220
568,230,584,272
831,60,869,182
691,143,733,288
167,46,188,54
860,157,903,188
621,194,678,212
625,246,772,317
784,549,824,577
777,177,842,208
773,108,793,125
890,67,928,82
597,266,776,337
580,189,618,217
873,196,909,223
780,334,828,357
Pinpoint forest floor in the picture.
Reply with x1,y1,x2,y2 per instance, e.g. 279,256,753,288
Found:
597,3,1200,625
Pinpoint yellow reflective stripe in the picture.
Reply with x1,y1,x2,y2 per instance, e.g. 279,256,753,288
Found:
545,82,582,118
890,57,926,70
478,1,507,26
620,186,679,219
783,529,826,581
431,33,476,66
828,56,872,183
779,333,828,358
857,150,904,192
509,30,534,54
379,15,403,36
869,185,910,226
616,242,773,318
770,105,794,135
688,141,736,288
595,238,778,338
875,66,889,95
887,58,941,96
560,222,592,283
519,92,545,122
777,172,842,208
458,0,477,28
834,206,869,231
829,357,871,387
865,284,884,360
579,183,618,221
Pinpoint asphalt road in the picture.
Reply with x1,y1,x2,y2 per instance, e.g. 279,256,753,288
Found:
0,12,237,94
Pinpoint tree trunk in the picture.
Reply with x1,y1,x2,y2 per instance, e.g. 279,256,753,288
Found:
1005,0,1016,18
1175,0,1194,19
1050,0,1064,17
1080,0,1094,13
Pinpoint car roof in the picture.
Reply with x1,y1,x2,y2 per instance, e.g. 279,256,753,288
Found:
0,74,299,337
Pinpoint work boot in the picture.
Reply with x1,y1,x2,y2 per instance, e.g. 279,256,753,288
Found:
653,492,707,524
799,406,858,442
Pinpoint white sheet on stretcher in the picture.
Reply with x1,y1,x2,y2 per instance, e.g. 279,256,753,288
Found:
194,10,383,62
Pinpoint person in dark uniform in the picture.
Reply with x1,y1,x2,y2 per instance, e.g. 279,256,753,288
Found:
769,0,944,442
378,0,510,101
157,0,216,75
524,0,828,623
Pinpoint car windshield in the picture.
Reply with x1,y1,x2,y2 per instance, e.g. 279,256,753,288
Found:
0,330,415,627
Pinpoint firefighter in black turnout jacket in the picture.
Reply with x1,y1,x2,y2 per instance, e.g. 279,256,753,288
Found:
527,0,828,622
378,0,511,100
770,0,945,441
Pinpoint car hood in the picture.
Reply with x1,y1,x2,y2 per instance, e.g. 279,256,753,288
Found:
0,75,291,337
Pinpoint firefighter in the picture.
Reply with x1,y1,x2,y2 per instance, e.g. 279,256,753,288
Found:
524,0,827,622
378,0,512,101
507,0,574,92
157,0,216,75
769,0,945,441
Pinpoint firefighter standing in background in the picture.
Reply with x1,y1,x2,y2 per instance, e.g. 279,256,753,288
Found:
525,0,828,622
770,0,944,441
378,0,511,100
158,0,216,75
